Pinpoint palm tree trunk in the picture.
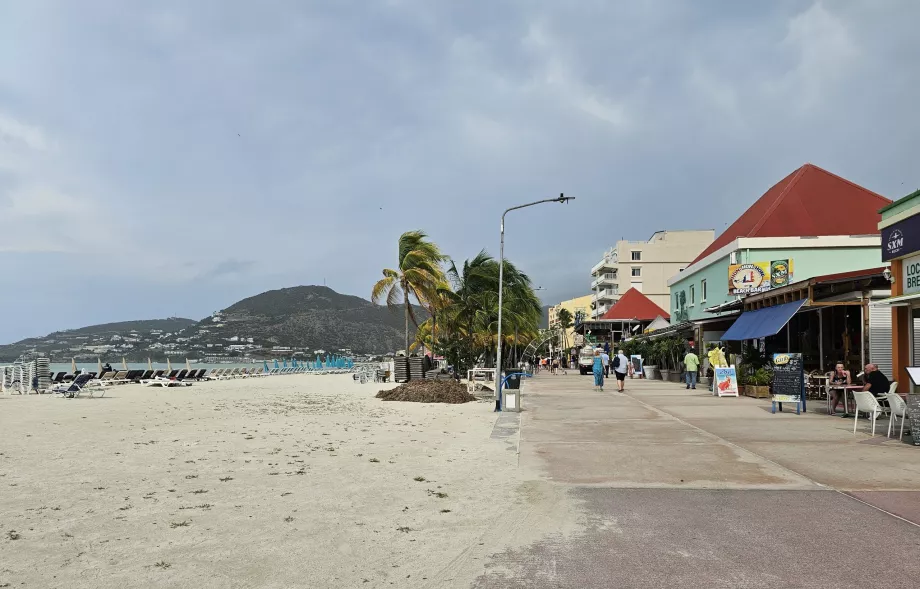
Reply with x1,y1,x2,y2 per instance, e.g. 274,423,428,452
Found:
404,287,410,355
431,311,437,356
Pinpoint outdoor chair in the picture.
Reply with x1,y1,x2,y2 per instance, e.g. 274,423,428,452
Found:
852,391,885,436
882,390,908,440
52,374,95,398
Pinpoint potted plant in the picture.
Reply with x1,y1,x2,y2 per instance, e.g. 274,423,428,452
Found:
657,339,671,381
746,367,772,398
637,340,658,379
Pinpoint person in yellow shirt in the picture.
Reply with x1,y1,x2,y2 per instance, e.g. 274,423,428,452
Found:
684,344,700,390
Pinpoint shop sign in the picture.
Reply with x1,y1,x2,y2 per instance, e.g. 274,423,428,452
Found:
728,260,795,295
904,253,920,295
772,353,804,415
882,214,920,261
714,366,739,397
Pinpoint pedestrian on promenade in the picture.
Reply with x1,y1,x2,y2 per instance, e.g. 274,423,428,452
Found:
601,349,610,378
613,349,630,391
592,349,605,391
684,344,700,390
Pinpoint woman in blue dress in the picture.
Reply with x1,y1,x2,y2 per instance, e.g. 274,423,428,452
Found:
592,349,604,391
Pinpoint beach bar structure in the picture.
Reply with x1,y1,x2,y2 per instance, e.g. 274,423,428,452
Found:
574,288,670,346
666,163,893,353
876,188,920,392
719,267,891,375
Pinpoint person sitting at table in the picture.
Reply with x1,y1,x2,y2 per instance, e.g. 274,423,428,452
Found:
828,362,851,414
861,363,890,398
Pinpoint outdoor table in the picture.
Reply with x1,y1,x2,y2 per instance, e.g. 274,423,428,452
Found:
829,384,863,416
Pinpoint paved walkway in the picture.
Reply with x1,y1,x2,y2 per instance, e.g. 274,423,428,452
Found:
473,374,920,588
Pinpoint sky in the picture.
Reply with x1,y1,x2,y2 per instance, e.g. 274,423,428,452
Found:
1,0,919,343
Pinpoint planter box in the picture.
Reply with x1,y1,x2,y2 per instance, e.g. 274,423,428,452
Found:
744,385,771,399
668,371,682,383
659,369,671,381
643,366,659,380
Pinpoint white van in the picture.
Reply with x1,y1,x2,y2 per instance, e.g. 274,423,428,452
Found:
578,345,596,375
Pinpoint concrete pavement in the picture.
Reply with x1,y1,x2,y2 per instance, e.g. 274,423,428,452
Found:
472,374,920,588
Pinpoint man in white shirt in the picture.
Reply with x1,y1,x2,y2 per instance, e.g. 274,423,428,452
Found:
613,349,630,391
600,350,610,378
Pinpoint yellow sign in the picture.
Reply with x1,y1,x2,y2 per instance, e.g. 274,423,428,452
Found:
728,260,794,295
773,354,790,365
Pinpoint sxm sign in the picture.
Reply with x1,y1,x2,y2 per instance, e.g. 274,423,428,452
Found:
905,253,920,295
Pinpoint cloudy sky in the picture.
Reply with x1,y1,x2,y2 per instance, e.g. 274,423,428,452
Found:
1,0,918,342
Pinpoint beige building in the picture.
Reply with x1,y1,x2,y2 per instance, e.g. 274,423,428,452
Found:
548,294,594,346
590,230,715,317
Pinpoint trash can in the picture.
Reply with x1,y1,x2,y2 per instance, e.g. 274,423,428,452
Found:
503,370,521,390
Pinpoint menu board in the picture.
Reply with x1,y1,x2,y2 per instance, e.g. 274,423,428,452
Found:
631,355,643,375
907,394,920,446
772,353,804,411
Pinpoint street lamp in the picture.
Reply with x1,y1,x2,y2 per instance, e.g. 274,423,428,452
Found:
495,194,574,411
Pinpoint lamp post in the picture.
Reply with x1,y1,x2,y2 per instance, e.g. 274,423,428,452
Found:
495,194,574,411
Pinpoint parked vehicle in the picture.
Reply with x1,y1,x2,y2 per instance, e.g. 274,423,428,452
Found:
578,345,596,375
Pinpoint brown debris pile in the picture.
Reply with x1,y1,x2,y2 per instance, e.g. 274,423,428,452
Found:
376,380,476,404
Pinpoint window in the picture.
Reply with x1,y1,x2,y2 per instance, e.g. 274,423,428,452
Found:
631,267,641,277
690,285,695,306
631,250,641,261
701,279,707,302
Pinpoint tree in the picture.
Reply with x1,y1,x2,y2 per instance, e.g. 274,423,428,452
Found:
556,308,574,351
371,231,446,354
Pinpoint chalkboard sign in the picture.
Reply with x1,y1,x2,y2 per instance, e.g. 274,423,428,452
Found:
907,394,920,446
772,353,804,414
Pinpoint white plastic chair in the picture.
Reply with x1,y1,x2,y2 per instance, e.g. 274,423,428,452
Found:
883,389,907,440
852,391,884,436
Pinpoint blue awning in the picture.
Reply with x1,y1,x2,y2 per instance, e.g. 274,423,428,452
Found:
721,299,807,341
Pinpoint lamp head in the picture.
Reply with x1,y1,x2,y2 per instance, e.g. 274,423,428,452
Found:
556,192,574,204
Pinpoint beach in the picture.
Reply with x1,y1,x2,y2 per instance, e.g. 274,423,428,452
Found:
0,375,571,588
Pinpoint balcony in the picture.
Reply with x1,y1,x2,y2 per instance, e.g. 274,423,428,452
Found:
591,302,613,318
595,288,619,302
590,249,618,275
591,272,618,289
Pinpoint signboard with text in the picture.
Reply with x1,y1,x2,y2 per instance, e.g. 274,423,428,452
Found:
903,253,920,295
728,260,794,295
882,214,920,261
772,353,804,414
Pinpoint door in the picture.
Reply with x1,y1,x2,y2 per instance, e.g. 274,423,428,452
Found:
868,304,893,380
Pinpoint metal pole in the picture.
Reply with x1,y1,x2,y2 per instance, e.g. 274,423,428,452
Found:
494,194,574,411
818,308,824,371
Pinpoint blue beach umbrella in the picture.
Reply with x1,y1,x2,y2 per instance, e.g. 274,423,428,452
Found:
263,360,269,373
283,358,287,368
274,359,280,369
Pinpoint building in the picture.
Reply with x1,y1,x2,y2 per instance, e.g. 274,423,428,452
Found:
590,230,715,318
548,294,594,346
668,164,890,324
574,288,671,345
877,188,920,392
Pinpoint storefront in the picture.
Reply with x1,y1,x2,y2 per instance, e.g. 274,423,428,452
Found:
720,268,891,376
878,190,920,392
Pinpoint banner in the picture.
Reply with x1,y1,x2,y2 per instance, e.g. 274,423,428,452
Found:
728,260,794,295
714,366,739,397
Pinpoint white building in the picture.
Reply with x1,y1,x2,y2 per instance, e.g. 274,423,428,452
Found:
589,230,715,318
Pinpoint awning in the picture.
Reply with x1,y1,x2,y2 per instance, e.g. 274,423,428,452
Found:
721,299,807,341
872,292,920,306
704,299,743,314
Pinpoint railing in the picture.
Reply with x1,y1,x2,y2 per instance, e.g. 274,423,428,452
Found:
596,288,619,300
591,273,618,288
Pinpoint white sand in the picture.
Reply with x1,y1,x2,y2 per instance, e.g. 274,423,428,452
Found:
0,375,575,588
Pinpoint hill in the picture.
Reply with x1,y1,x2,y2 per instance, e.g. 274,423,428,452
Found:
0,287,425,362
209,286,427,354
0,318,196,362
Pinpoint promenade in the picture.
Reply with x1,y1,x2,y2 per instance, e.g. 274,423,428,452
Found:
474,374,920,588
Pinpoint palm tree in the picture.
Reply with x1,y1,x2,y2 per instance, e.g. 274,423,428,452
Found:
371,230,446,354
556,308,573,351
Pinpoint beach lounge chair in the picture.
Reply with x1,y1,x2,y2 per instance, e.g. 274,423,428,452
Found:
141,376,192,387
175,369,188,381
51,372,66,384
204,368,223,380
52,374,96,398
138,370,154,381
165,370,179,379
96,371,116,384
111,370,130,384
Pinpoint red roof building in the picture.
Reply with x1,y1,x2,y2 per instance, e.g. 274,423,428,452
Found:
690,163,891,266
601,288,670,321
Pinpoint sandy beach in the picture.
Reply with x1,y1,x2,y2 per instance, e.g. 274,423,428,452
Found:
0,375,574,588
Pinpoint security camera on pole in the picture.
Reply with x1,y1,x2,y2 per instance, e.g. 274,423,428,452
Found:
495,193,575,411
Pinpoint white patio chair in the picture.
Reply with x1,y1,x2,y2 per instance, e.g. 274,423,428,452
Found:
852,391,884,436
883,389,907,440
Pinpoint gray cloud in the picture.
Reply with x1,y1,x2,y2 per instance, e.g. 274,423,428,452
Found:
1,0,918,342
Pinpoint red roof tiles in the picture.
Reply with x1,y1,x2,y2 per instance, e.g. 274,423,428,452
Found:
601,288,670,321
690,164,891,266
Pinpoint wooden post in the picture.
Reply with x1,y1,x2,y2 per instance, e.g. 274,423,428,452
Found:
890,259,910,384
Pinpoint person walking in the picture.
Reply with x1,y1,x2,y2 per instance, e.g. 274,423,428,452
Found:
613,349,630,392
684,344,700,390
592,349,605,391
601,349,610,378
